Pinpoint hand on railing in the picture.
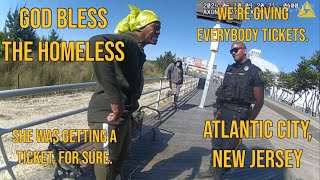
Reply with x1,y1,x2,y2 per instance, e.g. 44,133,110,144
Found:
138,106,161,120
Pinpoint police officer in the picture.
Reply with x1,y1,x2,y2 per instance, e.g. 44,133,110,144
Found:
197,42,264,179
87,5,161,180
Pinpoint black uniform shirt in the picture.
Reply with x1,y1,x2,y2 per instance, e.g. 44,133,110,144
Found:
231,59,264,88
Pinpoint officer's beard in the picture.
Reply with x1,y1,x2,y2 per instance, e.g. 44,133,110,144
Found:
234,54,247,64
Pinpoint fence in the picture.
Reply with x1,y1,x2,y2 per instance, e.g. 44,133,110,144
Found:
0,76,199,180
266,88,319,119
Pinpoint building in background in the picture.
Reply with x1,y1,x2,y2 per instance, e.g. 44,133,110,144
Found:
246,49,318,117
248,49,280,74
183,56,217,77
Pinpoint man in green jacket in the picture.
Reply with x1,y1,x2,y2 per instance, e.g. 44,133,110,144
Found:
87,5,161,180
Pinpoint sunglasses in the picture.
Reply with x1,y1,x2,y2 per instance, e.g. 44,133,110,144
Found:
230,47,245,54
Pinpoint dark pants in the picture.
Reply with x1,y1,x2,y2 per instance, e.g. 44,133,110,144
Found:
170,82,182,106
88,119,132,180
210,105,251,175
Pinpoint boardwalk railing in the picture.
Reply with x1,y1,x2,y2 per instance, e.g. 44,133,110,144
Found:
266,88,319,119
0,76,199,180
266,94,319,120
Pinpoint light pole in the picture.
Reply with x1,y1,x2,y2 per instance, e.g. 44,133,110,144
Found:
199,23,221,108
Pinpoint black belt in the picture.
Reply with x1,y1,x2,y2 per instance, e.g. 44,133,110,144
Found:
221,102,251,112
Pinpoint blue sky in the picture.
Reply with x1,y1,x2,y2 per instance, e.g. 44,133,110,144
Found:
0,0,319,73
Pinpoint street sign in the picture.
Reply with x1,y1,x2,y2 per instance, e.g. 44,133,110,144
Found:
196,0,244,27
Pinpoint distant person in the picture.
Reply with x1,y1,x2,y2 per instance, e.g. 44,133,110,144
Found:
216,76,220,84
87,5,161,180
197,42,264,179
219,76,223,85
213,75,219,84
165,58,184,109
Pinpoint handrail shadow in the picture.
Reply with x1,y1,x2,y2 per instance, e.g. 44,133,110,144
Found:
158,88,199,123
136,146,210,180
224,144,296,180
122,88,199,179
75,85,199,180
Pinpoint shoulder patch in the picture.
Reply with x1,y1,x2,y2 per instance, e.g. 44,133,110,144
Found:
258,71,263,78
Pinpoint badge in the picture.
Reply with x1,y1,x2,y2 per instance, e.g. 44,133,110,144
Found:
244,66,249,71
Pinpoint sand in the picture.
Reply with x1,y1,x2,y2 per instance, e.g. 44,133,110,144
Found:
0,78,198,180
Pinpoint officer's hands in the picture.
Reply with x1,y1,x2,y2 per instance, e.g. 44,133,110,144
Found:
107,103,125,122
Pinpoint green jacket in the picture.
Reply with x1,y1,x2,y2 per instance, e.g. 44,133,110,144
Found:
87,32,145,125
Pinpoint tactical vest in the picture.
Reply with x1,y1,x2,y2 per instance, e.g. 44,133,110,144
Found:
216,63,255,106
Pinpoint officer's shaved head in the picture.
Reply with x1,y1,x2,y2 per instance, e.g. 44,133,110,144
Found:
230,42,247,63
232,42,247,49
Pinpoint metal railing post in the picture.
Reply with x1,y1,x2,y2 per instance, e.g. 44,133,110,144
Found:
185,79,189,94
156,78,163,110
0,76,191,177
191,78,194,90
0,136,17,180
187,78,191,92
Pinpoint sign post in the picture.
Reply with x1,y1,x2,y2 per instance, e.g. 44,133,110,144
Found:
199,23,221,108
196,0,243,108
